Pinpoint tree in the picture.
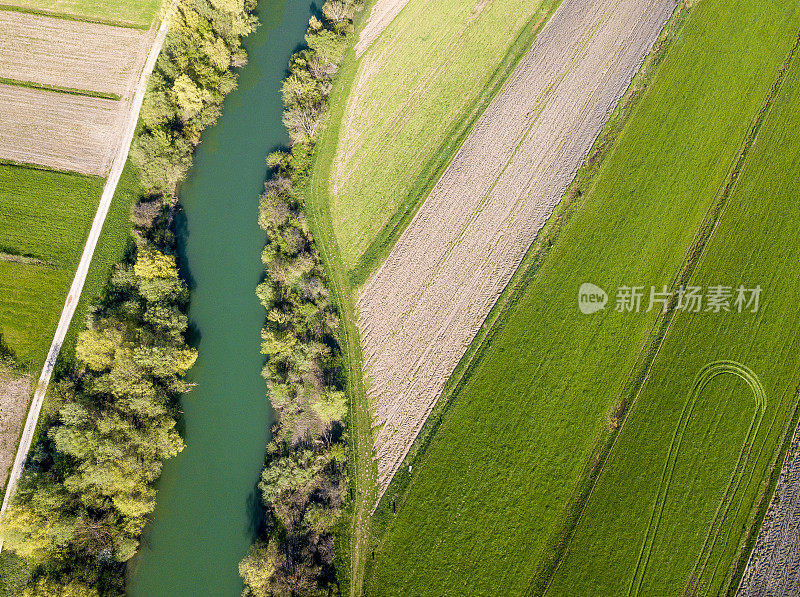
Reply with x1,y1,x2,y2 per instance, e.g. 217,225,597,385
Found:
23,577,100,597
282,102,327,146
134,249,179,279
76,325,125,372
172,74,206,120
239,540,280,597
311,390,347,430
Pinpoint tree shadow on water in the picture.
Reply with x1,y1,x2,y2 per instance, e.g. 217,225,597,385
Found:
247,475,268,538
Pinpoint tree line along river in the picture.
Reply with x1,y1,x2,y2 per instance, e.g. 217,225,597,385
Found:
128,1,315,594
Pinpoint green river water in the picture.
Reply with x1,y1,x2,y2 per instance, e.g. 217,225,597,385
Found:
128,1,314,594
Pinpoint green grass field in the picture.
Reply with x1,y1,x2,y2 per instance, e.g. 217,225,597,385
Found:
0,0,163,28
0,164,103,265
546,54,800,595
364,0,800,594
0,160,138,370
321,0,560,277
0,164,102,368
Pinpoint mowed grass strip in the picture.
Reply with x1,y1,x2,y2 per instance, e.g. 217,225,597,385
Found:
546,52,800,596
0,0,162,28
365,1,800,595
326,0,559,274
58,161,139,365
0,164,104,368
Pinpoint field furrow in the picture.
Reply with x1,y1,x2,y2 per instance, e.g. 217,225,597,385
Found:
739,424,800,596
0,10,155,97
0,83,126,174
358,0,676,495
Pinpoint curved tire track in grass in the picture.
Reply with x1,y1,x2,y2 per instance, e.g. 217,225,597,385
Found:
628,361,766,596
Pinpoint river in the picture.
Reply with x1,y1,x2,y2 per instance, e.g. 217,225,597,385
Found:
128,1,313,594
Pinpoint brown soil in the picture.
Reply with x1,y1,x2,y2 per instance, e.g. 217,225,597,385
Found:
0,371,31,492
0,11,155,98
357,0,677,497
0,83,128,175
737,420,800,595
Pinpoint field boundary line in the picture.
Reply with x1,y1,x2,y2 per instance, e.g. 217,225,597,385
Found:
540,25,800,594
0,158,105,178
0,2,176,553
0,76,121,100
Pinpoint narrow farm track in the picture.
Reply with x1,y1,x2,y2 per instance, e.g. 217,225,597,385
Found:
0,4,174,553
358,0,677,498
353,0,411,57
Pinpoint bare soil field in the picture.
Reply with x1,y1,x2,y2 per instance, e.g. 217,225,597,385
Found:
0,83,126,174
0,10,155,98
738,419,800,596
358,0,677,494
0,370,30,492
353,0,410,57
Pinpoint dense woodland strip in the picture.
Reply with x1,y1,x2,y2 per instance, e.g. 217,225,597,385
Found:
238,2,362,595
0,0,257,594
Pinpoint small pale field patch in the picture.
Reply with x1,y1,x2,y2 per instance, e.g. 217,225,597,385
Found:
0,83,126,175
0,10,155,97
0,369,31,492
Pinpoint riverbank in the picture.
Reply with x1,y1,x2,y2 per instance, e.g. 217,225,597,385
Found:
0,0,258,593
128,1,319,594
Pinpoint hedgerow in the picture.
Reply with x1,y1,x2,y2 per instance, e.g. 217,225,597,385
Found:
239,2,361,595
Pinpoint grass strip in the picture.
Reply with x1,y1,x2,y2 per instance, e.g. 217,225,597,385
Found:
0,2,153,29
0,76,120,100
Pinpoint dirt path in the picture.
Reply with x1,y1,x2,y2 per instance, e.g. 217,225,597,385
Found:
357,0,677,500
0,3,174,553
353,0,410,58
